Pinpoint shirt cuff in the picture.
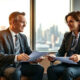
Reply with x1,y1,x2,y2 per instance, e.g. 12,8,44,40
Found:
78,55,80,61
14,55,18,62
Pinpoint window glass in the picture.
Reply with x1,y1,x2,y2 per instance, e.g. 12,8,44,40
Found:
35,0,70,52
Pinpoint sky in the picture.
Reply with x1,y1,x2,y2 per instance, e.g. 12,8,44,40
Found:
36,0,70,33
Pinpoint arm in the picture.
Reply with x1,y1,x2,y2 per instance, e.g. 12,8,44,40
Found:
56,32,68,57
48,32,68,62
0,34,15,64
0,54,15,66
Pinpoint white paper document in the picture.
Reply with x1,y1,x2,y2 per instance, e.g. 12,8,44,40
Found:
54,57,77,64
21,52,48,62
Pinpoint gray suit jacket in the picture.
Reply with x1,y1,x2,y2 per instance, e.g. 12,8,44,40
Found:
0,28,32,69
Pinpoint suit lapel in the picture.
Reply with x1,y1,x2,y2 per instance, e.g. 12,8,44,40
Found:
66,33,73,51
7,29,14,53
76,35,80,50
18,34,24,53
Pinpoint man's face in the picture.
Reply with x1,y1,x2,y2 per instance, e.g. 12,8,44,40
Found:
67,16,79,32
13,15,26,33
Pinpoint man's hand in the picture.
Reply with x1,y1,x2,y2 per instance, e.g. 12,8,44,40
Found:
48,54,56,61
35,56,45,62
69,54,80,62
17,53,30,61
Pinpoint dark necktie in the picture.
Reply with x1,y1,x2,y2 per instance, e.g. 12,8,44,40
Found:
15,35,20,54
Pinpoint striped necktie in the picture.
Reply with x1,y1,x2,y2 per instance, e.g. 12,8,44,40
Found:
14,35,20,54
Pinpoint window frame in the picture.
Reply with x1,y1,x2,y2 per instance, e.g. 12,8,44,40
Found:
30,0,73,52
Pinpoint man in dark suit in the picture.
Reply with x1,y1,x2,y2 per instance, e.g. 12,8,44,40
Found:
47,11,80,80
0,11,44,80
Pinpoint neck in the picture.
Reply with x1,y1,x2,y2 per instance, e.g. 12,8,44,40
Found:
9,25,18,34
73,31,79,37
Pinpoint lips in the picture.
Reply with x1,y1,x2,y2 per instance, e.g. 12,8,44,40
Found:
69,26,73,28
69,26,74,31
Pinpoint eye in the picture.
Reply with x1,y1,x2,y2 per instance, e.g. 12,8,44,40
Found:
67,20,74,24
17,20,26,24
69,20,74,23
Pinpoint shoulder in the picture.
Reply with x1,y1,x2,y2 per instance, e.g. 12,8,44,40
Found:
0,28,9,34
0,29,9,37
0,29,11,41
0,30,7,34
19,33,26,38
64,32,72,38
19,33,28,41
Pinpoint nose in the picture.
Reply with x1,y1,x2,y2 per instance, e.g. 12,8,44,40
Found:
67,21,70,25
23,22,27,27
67,21,71,26
24,23,26,27
68,23,70,26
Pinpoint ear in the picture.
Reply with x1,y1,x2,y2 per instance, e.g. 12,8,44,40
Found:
12,19,16,26
10,19,16,29
79,21,80,25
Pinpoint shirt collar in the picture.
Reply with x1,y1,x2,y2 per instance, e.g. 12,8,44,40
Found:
72,32,80,39
9,27,19,37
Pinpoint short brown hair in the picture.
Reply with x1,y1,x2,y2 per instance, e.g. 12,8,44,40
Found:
9,11,25,25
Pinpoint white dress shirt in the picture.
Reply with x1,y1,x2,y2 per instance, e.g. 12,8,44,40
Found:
9,28,19,62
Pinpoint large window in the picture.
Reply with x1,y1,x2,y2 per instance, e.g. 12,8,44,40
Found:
0,0,30,44
0,0,72,52
35,0,70,52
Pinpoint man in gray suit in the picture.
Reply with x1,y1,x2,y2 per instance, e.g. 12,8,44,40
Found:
47,11,80,80
0,11,44,80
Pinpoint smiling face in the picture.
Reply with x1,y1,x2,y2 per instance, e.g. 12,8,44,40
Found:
13,15,26,33
10,14,26,34
66,16,79,32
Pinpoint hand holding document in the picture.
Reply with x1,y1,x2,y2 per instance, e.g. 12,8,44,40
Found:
55,57,77,64
21,52,48,62
17,53,30,61
28,52,48,62
48,54,56,61
49,55,77,64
